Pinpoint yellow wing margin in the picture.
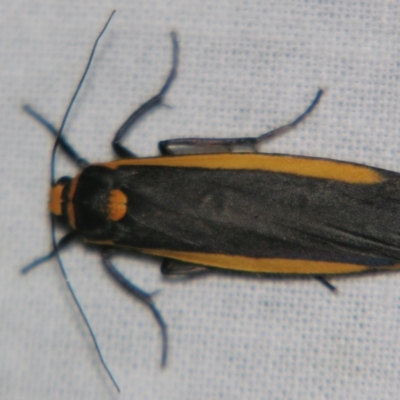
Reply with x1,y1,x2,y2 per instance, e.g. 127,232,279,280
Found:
101,154,383,184
135,248,379,275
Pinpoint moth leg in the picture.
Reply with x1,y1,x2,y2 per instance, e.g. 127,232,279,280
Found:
112,32,179,159
314,275,337,293
159,137,259,155
21,231,78,274
102,250,168,367
23,105,89,169
159,88,323,155
161,259,210,276
254,88,323,145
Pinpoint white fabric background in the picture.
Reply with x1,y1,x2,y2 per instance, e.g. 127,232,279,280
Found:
2,1,400,399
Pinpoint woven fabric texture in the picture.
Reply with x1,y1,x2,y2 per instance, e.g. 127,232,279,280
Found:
1,1,400,399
